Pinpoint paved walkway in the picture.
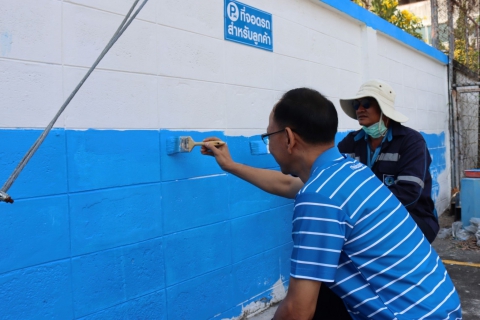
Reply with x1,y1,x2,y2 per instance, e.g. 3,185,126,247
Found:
432,212,480,320
250,212,480,319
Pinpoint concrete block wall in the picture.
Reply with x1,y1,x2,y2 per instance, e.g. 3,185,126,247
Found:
0,0,450,318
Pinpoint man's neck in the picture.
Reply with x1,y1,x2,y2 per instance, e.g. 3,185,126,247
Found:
369,136,383,150
296,143,334,183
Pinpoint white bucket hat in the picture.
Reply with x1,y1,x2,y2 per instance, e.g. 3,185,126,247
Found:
339,79,408,123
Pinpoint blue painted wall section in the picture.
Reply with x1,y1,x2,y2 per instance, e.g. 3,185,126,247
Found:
0,129,294,319
0,195,70,274
69,184,163,256
0,129,67,199
71,238,165,318
78,291,167,320
0,261,73,319
66,130,161,192
0,128,446,318
422,132,447,204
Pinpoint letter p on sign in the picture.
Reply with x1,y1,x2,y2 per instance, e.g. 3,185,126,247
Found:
227,2,239,21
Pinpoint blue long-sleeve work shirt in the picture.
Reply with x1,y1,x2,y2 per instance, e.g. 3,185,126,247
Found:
337,121,439,242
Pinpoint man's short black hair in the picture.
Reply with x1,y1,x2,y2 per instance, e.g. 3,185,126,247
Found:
273,88,338,144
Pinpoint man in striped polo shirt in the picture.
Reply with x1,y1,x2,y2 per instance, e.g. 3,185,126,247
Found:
205,88,461,319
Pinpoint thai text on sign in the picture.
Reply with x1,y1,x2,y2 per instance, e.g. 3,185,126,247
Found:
224,0,273,51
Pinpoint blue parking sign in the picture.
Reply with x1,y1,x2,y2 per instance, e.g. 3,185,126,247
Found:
224,0,273,51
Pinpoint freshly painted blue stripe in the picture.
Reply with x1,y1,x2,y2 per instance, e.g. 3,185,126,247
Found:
232,248,281,303
163,221,232,286
231,205,293,263
0,260,73,319
0,195,70,274
71,238,165,318
162,175,229,234
160,130,227,181
0,128,447,319
0,129,67,199
229,173,293,219
77,290,167,320
69,184,163,256
317,0,448,64
166,266,235,320
67,129,161,192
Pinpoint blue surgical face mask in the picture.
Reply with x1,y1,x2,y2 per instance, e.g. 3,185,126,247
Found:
362,113,387,138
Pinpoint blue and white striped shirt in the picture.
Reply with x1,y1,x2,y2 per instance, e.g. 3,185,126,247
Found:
291,147,461,319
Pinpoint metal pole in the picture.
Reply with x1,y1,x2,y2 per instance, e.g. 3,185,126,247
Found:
448,0,458,188
454,91,463,178
478,2,480,167
465,8,469,68
477,12,480,78
431,0,439,48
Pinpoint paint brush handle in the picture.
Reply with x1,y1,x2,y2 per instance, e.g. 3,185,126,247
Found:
196,141,225,147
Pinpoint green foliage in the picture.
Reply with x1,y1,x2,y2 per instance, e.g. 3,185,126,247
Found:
352,0,424,40
452,1,479,73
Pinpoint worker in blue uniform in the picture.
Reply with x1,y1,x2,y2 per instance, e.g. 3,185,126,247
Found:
338,79,439,243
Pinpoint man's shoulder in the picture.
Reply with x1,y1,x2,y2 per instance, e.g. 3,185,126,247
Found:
338,130,364,152
393,123,423,139
299,157,370,199
391,124,426,147
339,130,361,142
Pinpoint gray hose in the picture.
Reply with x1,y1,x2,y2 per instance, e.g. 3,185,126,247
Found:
0,0,149,204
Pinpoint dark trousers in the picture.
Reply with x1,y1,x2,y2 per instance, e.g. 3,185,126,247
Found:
313,285,352,320
410,213,438,243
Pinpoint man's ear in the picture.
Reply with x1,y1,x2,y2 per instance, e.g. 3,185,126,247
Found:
285,127,296,154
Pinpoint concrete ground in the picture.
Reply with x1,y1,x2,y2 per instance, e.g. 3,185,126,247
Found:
433,212,480,320
250,211,480,320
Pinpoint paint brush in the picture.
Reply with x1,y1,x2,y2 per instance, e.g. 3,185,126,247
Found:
166,136,225,155
249,140,269,155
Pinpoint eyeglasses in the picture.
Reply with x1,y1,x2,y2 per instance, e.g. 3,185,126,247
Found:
353,98,376,110
261,129,285,145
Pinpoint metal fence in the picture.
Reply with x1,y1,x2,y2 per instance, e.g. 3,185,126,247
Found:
431,0,478,71
430,0,480,187
451,69,479,187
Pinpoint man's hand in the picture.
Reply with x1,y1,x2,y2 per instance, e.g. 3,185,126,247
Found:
201,137,235,172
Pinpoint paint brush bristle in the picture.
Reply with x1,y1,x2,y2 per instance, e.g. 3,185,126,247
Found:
166,136,183,155
249,140,269,155
166,136,225,155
